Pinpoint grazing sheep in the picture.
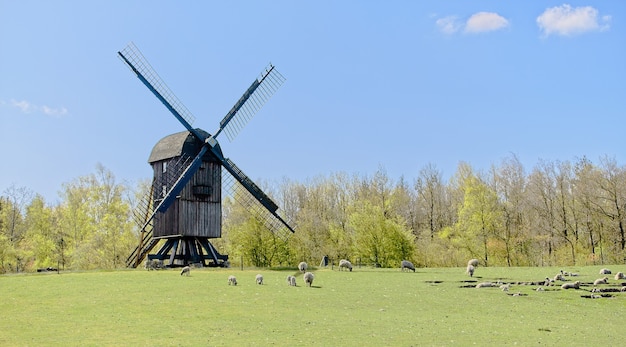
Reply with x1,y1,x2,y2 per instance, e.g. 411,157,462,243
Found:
599,268,612,275
298,262,308,273
554,273,566,281
468,259,479,267
255,274,264,285
614,272,625,280
466,264,475,277
536,287,545,291
475,282,494,288
286,275,297,287
401,260,415,272
593,277,609,286
180,266,190,276
145,259,162,270
561,281,580,290
500,284,511,292
228,275,237,286
620,286,626,292
338,259,353,272
303,272,315,287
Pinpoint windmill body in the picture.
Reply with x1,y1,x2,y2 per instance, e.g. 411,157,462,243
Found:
119,43,295,268
149,130,222,239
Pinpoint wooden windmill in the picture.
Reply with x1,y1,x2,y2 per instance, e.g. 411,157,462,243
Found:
118,43,295,268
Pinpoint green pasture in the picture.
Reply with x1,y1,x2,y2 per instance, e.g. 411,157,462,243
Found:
1,265,625,346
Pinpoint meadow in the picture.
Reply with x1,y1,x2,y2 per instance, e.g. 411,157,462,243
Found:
1,265,625,346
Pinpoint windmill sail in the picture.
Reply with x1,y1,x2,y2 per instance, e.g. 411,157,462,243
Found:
222,168,294,241
118,42,205,141
217,64,286,141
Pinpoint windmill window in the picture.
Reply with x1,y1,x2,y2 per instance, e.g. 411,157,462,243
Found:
162,161,168,173
162,185,167,197
193,185,211,197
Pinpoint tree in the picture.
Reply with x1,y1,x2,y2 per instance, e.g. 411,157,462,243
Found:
350,201,415,268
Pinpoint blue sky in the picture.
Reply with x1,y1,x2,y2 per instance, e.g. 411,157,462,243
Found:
1,1,624,204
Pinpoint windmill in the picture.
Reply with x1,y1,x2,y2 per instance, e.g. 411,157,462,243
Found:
118,42,295,268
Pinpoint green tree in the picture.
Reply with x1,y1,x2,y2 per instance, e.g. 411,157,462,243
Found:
350,201,415,268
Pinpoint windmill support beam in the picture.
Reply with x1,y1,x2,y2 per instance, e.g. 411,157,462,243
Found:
147,236,228,268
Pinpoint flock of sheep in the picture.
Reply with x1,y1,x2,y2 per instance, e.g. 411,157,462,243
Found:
163,257,625,299
167,258,421,288
467,260,626,298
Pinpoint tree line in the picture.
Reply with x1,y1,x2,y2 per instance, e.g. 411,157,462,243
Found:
2,155,625,273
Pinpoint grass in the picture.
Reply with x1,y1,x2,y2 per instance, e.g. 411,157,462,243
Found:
0,265,625,346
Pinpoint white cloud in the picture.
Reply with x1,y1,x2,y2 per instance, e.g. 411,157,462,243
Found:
465,12,509,33
537,4,611,37
4,99,68,117
436,16,462,35
436,12,509,35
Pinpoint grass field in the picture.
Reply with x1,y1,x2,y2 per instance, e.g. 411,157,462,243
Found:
1,265,625,346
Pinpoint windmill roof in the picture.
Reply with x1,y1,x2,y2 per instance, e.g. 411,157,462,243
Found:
148,129,219,163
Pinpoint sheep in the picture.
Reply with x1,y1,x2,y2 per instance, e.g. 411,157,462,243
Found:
466,264,475,277
180,266,190,276
255,274,264,285
553,273,566,281
475,282,494,288
401,260,415,272
500,284,511,292
536,287,545,291
286,275,297,286
228,275,237,286
303,272,315,287
593,277,609,286
599,268,612,275
298,262,308,273
614,272,625,280
467,259,479,267
145,259,162,270
561,281,580,290
621,286,626,292
338,259,353,272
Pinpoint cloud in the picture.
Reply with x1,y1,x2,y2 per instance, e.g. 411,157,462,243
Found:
537,4,611,37
4,99,68,117
465,12,510,33
436,16,463,35
436,12,509,35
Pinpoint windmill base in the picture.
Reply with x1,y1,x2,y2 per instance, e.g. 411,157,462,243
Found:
148,236,229,268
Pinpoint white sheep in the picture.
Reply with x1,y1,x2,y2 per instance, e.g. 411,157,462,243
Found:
303,272,314,287
614,272,625,280
298,262,308,273
553,273,565,281
621,286,626,292
466,264,475,277
467,259,479,267
286,275,297,286
475,282,494,288
338,259,353,272
180,266,190,276
593,277,609,286
228,275,237,286
500,284,511,291
561,281,580,289
255,274,264,285
599,268,612,275
401,260,415,272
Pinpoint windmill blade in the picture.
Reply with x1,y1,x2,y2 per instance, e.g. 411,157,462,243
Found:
221,158,295,240
216,64,286,142
118,42,206,141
